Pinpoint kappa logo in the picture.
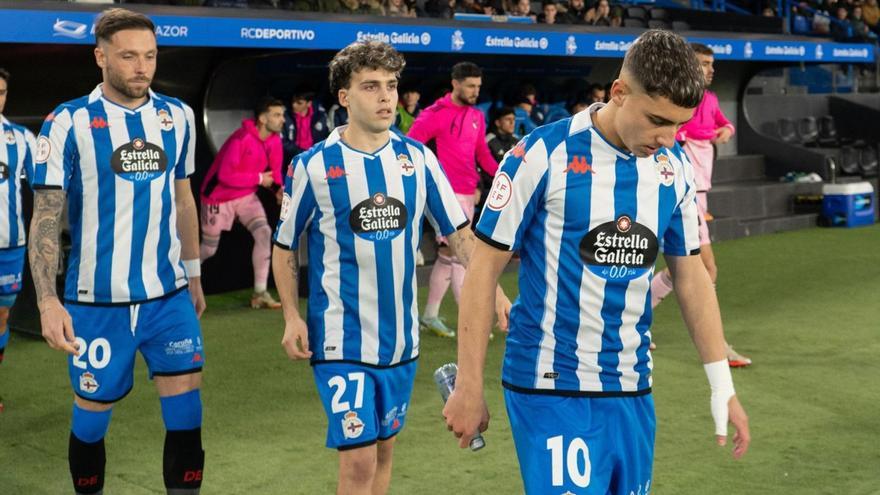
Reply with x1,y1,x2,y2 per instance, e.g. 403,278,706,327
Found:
325,165,347,180
510,141,527,161
89,116,108,129
564,155,594,175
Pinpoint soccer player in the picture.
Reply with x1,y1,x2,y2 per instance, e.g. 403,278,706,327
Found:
0,67,37,413
408,61,499,338
444,30,750,494
272,41,510,495
200,96,285,309
651,42,751,367
29,9,206,494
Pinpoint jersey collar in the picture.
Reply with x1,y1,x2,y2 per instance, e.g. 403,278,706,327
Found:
89,84,156,114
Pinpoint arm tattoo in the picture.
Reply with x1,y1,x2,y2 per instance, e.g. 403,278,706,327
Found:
288,250,299,282
449,228,476,267
29,190,66,304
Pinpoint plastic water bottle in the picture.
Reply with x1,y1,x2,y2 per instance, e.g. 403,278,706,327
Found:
434,363,486,451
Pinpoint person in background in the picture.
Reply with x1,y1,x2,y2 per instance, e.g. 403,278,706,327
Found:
589,82,607,103
282,86,331,168
538,0,562,23
395,85,421,134
563,0,590,23
513,84,540,137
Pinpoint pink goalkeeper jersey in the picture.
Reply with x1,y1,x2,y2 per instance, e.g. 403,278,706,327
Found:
676,90,735,142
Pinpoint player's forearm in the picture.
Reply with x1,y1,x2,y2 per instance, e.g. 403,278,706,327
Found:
449,228,508,300
175,186,200,264
272,246,302,319
28,189,65,307
455,243,510,391
670,264,727,363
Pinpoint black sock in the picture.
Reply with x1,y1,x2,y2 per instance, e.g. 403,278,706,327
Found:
69,432,106,495
163,428,204,491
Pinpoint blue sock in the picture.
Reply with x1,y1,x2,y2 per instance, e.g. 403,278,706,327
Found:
0,325,9,351
71,404,112,443
160,389,202,431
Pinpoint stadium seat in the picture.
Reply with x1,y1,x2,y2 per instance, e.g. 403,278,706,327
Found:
650,8,669,20
797,116,819,146
672,20,691,31
792,15,812,35
818,115,845,147
648,19,671,30
624,18,648,28
860,147,879,176
626,6,648,20
777,118,799,143
838,146,861,175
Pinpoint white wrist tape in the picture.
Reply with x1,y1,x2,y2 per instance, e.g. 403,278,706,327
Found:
183,259,201,278
704,359,735,436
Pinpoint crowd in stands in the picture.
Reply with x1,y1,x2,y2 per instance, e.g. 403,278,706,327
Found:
792,0,880,41
112,0,628,23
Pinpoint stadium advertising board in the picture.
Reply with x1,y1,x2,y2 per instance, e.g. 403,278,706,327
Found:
0,8,873,63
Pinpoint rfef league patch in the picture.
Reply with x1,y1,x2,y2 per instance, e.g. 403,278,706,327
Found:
655,154,675,187
342,410,365,439
579,214,658,281
486,172,513,211
35,136,51,163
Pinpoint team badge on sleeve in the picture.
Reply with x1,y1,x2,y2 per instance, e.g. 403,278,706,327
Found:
486,172,513,211
342,411,365,439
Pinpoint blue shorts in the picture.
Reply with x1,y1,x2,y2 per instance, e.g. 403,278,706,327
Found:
504,389,655,495
312,359,417,450
0,246,25,296
67,288,204,403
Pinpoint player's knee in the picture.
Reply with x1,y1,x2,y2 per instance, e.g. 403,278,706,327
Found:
160,389,202,431
199,235,220,261
376,438,395,465
71,403,113,443
0,306,10,328
340,446,378,485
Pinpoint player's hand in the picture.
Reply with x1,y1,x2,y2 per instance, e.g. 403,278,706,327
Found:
260,171,274,188
712,127,733,144
443,386,490,449
281,316,312,360
38,297,78,355
495,289,512,332
188,277,207,319
716,395,750,459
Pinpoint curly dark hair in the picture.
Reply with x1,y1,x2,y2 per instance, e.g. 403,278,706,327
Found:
328,41,406,95
622,30,704,108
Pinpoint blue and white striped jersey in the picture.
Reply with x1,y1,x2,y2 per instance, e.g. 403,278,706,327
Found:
274,127,468,367
31,85,196,305
0,116,35,250
476,104,702,396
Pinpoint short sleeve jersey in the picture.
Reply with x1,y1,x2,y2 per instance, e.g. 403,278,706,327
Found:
274,127,468,367
476,103,702,396
31,85,196,305
0,115,36,249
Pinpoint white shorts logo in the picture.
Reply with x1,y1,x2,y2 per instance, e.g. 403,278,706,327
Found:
486,172,513,211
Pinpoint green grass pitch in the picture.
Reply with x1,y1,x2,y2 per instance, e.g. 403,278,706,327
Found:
1,225,879,494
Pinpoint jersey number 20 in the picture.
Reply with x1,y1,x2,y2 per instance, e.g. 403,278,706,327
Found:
72,338,112,370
